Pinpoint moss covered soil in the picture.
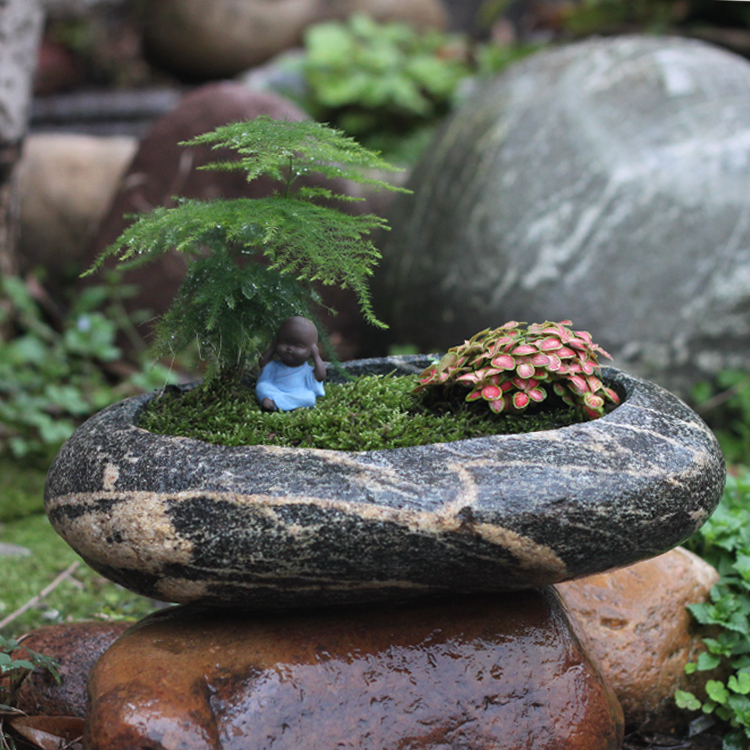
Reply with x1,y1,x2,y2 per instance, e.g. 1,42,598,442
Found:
139,373,584,450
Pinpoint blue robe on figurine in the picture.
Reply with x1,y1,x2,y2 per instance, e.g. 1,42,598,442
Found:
256,360,325,411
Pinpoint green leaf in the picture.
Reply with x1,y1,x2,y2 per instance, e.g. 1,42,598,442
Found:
675,690,701,711
729,672,750,695
697,652,722,671
707,680,731,705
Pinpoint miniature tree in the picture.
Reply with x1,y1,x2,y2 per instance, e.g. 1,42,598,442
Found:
86,116,408,380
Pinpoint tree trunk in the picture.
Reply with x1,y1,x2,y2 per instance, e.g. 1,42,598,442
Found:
0,0,44,277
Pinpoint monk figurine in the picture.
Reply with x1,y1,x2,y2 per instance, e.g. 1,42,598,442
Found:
256,316,326,412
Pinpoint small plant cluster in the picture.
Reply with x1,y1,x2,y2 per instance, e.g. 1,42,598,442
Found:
415,320,620,420
692,370,750,467
140,373,580,451
0,633,59,749
89,117,406,380
302,14,471,139
0,274,174,458
678,470,750,749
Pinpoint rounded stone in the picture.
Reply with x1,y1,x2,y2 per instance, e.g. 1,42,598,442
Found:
44,356,725,610
84,590,624,750
375,35,750,396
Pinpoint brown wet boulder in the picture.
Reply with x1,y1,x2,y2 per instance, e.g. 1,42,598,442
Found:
85,589,623,750
11,621,129,719
557,547,721,733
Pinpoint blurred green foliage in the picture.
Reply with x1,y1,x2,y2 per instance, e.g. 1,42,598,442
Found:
0,273,177,459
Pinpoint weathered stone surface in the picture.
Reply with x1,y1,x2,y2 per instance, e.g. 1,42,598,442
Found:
375,36,750,396
44,356,725,610
18,133,136,283
85,590,623,750
12,621,129,718
143,0,448,80
557,547,722,733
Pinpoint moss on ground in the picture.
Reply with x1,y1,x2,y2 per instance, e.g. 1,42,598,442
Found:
140,373,582,450
0,485,161,639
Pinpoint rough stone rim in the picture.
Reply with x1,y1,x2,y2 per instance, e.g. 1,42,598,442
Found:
44,357,726,606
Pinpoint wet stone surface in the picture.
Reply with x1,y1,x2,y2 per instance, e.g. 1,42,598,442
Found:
84,589,623,750
44,357,725,610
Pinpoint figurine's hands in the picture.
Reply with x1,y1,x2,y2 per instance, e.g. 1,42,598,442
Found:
311,342,326,382
259,341,276,369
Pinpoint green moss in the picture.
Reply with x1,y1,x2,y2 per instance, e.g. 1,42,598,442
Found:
139,373,582,450
0,514,161,637
0,456,49,523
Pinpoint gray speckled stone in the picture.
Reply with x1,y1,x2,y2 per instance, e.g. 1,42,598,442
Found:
375,36,750,396
44,356,725,610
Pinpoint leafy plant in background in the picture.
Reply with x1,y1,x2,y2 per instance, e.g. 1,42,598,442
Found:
0,273,175,458
87,116,407,381
415,320,620,419
289,14,536,162
678,471,750,750
0,634,59,750
691,370,750,466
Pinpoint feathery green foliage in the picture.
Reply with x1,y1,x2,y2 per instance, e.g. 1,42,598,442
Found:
86,117,408,376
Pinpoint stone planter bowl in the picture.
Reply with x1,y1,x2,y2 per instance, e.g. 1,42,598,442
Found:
45,356,725,610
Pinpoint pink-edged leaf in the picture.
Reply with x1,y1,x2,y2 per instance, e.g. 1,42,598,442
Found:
545,354,561,372
595,344,613,360
437,352,459,373
567,337,590,351
584,392,604,409
512,391,530,410
488,397,507,414
528,387,547,402
516,361,535,379
481,384,503,401
583,404,601,419
531,352,551,367
568,375,589,393
604,386,620,404
512,344,537,356
491,354,516,370
538,337,563,352
586,375,602,393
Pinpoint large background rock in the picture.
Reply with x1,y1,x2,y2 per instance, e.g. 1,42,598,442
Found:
375,35,750,396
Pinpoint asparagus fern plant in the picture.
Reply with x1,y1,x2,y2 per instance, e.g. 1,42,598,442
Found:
86,116,408,378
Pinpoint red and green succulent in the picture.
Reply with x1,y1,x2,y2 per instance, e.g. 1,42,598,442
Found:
415,320,621,420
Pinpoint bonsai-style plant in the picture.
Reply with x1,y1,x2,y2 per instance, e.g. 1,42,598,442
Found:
85,115,408,381
415,320,621,420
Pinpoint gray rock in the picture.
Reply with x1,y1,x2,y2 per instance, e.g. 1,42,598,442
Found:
44,356,724,610
375,36,750,397
0,542,31,556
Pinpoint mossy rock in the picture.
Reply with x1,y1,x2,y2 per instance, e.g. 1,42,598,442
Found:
44,356,725,611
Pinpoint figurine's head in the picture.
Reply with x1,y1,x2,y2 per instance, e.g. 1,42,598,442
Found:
275,316,318,367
